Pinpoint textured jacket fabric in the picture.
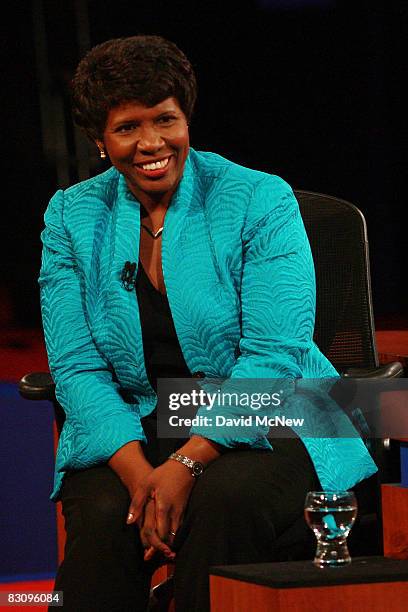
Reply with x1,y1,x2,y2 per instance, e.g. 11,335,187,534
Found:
39,148,377,500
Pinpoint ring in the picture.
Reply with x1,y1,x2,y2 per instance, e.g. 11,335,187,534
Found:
169,530,177,537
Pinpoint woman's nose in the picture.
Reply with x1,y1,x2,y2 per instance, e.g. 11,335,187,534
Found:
137,125,165,151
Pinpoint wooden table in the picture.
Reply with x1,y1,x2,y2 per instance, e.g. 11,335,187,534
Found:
210,557,408,611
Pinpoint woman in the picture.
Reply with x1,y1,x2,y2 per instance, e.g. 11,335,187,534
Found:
39,35,377,611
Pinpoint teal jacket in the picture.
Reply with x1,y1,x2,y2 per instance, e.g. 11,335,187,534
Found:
39,148,377,499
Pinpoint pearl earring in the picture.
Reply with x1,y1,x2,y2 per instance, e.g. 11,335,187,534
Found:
99,147,106,159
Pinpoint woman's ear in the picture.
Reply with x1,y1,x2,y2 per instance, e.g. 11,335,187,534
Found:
95,140,107,159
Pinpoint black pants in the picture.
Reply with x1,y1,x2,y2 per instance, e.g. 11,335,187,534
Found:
53,432,319,612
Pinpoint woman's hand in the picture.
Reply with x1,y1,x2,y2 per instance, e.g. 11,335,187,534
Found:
108,440,154,496
127,459,196,559
108,440,167,557
125,436,221,560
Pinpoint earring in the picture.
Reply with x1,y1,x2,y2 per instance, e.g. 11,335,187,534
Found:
99,147,106,159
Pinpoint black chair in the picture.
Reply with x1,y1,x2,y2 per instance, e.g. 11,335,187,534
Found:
285,190,403,559
296,190,382,373
296,189,402,472
19,190,403,604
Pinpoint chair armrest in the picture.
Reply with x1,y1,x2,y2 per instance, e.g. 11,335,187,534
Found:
343,361,404,379
18,372,56,401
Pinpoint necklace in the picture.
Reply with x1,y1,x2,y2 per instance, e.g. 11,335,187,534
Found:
141,224,164,239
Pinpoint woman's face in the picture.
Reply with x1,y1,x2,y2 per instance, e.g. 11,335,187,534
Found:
98,97,189,208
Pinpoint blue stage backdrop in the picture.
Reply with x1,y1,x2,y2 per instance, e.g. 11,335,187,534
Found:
0,383,57,581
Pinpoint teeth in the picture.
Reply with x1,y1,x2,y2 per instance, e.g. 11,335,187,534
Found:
141,157,169,171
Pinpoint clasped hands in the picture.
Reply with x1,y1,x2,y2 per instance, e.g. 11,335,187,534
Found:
126,459,196,562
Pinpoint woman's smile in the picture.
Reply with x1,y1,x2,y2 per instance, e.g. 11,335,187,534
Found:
133,154,174,178
135,155,170,171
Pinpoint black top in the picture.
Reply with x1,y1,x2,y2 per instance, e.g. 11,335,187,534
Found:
135,261,191,391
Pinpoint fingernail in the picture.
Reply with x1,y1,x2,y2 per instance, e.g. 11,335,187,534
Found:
127,512,134,523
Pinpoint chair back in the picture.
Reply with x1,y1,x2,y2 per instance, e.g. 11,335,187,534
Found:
294,190,379,372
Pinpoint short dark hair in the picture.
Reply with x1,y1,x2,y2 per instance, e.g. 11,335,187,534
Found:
71,35,197,141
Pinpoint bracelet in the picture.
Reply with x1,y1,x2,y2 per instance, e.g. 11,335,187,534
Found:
169,452,205,478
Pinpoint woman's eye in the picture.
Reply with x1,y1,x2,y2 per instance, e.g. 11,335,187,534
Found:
158,115,176,124
116,124,137,133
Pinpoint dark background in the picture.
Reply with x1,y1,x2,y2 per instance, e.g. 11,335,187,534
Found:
2,0,407,330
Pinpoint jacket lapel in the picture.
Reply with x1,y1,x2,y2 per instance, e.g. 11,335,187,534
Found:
162,152,238,377
106,173,152,395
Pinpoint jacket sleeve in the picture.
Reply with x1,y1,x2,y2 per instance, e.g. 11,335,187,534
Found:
39,189,145,472
190,176,341,446
233,176,318,378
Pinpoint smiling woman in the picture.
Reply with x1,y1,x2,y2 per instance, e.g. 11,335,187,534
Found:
99,98,190,212
39,34,377,612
